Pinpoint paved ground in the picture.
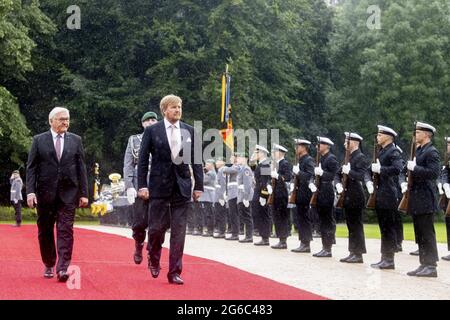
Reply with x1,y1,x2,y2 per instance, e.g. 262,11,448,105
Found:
78,225,450,300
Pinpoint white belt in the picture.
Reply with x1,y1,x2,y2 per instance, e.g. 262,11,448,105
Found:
228,182,238,186
238,185,244,190
204,186,216,191
215,185,221,188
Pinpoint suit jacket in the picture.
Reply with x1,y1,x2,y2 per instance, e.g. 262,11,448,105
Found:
408,142,440,215
336,149,368,209
26,130,88,205
294,154,315,206
137,120,203,199
272,158,292,206
367,143,404,210
317,152,339,207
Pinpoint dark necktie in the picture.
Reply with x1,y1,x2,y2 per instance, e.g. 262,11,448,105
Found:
55,134,62,161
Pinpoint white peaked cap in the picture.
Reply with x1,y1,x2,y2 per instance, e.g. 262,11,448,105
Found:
344,132,363,141
416,121,436,133
377,125,397,137
317,136,334,146
272,143,288,153
294,139,311,145
255,144,269,154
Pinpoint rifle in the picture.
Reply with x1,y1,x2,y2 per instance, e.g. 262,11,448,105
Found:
439,137,448,210
336,134,351,209
366,135,379,209
310,138,322,207
398,124,417,213
267,159,277,206
289,151,299,204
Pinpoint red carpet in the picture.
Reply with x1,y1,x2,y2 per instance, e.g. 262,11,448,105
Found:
0,224,326,300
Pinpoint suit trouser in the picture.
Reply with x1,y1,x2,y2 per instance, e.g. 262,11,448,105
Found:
147,184,189,277
214,203,227,234
393,210,404,245
317,206,336,250
412,213,439,266
201,202,214,234
237,202,253,238
12,201,22,224
132,197,149,244
227,198,240,237
376,208,397,255
446,216,450,251
37,198,76,272
252,200,271,239
272,200,289,239
344,207,366,254
295,204,313,243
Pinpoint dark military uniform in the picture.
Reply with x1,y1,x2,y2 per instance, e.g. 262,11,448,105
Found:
253,158,272,242
270,158,292,245
337,149,369,257
440,156,450,258
408,142,440,268
316,152,339,251
294,154,315,246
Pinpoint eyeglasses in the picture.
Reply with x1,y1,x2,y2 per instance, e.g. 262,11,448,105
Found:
55,117,70,122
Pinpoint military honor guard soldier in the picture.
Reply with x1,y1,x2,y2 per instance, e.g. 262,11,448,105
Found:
199,159,217,237
10,170,23,227
310,137,339,258
439,137,450,261
123,111,158,264
236,152,254,243
336,132,368,263
222,155,241,240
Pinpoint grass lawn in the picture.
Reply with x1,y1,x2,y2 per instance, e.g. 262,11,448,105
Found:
335,223,448,243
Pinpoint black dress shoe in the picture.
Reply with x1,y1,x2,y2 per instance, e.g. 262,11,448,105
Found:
134,242,144,264
313,249,332,257
57,271,69,282
416,266,437,278
254,239,270,246
371,259,394,269
225,235,239,241
44,267,54,279
409,249,420,256
291,244,311,253
168,274,184,285
346,254,363,264
407,265,426,276
441,254,450,261
340,254,353,263
213,233,225,239
271,242,287,249
149,264,161,278
239,238,253,243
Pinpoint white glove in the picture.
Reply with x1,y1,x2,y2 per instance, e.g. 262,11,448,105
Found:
243,199,250,208
271,171,279,179
401,182,408,194
308,183,317,193
293,165,300,175
13,199,18,204
223,192,227,202
335,183,344,194
259,197,266,206
371,159,381,174
438,183,444,195
219,199,225,206
289,183,295,193
127,188,137,204
267,184,273,195
444,183,450,199
366,181,374,194
407,157,416,171
314,164,323,177
342,163,351,175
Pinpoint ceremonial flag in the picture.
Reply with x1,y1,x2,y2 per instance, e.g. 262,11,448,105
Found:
220,65,234,152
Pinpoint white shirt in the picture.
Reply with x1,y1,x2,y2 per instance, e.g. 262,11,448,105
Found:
50,129,65,158
164,118,181,152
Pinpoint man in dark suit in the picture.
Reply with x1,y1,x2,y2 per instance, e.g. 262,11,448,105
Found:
291,139,315,253
310,137,339,258
137,94,203,285
269,144,292,249
26,107,88,282
335,132,368,264
404,122,440,278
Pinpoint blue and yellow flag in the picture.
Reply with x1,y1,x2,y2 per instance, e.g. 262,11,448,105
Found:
220,65,234,152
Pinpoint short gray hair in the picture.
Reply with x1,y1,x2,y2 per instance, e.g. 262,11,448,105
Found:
49,107,70,121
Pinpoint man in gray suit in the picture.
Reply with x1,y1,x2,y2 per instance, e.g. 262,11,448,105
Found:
199,159,216,236
10,170,23,227
123,111,158,264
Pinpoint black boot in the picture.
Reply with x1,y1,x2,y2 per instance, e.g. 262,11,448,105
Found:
345,253,363,263
291,242,310,253
271,239,287,249
134,242,144,265
254,238,270,246
371,254,395,269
